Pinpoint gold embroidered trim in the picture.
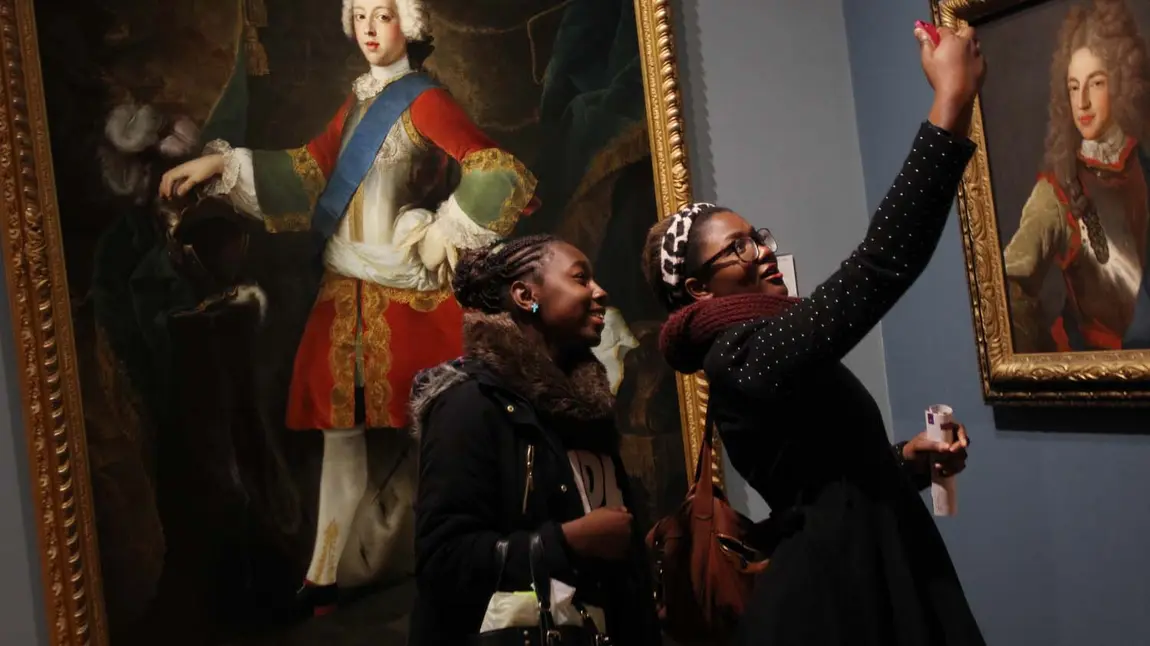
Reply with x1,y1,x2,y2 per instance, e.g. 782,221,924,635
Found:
361,283,393,427
320,279,456,428
324,273,358,429
379,284,453,312
289,145,327,211
361,284,455,426
262,147,324,233
309,519,340,584
403,110,428,151
460,148,538,236
317,271,342,302
264,212,311,233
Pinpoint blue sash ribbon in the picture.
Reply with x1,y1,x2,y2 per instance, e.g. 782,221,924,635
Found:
311,73,438,239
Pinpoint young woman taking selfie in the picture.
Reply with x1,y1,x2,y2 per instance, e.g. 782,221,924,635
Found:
643,25,988,646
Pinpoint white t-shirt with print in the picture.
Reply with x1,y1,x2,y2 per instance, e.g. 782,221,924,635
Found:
567,450,624,514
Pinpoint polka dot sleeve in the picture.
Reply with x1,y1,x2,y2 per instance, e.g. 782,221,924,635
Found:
704,121,976,399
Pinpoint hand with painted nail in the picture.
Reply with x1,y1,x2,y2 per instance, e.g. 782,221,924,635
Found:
915,20,987,133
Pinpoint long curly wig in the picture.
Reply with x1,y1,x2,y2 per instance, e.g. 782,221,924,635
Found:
1043,0,1150,263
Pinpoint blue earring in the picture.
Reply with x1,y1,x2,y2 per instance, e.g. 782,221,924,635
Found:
531,302,540,314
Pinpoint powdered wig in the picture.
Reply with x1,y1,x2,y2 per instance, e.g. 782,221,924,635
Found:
341,0,430,42
1043,0,1150,262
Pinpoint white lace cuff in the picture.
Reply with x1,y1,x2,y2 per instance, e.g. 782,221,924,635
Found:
202,139,239,195
429,195,501,253
201,139,262,218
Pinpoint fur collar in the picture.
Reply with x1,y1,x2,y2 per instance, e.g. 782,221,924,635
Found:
409,359,468,438
409,313,617,445
463,312,616,422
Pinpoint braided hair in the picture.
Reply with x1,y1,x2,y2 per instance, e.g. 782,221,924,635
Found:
641,202,730,311
453,235,559,314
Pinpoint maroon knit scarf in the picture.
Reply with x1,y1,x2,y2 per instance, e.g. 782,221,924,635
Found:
659,292,801,374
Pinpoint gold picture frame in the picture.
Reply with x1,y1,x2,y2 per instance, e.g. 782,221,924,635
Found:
933,0,1150,405
0,0,718,644
633,1,723,483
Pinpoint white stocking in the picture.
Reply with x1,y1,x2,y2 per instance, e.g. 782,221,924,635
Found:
305,427,368,586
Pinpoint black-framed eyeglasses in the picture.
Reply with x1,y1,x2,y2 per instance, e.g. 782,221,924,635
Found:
693,228,778,277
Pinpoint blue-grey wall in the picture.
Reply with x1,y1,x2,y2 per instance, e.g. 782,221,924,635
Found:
843,1,1150,644
676,0,891,521
0,275,48,646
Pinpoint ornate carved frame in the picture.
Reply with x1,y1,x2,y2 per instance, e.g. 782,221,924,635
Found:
933,0,1150,405
634,0,723,482
0,1,714,644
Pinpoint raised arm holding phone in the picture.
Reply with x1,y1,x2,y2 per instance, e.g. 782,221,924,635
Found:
643,22,987,646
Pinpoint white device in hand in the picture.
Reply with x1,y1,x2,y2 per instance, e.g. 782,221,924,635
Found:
925,404,957,516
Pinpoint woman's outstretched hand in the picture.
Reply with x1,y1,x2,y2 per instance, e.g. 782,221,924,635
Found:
917,23,986,134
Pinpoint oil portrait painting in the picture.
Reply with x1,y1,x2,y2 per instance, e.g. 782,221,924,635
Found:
11,0,699,644
936,0,1150,402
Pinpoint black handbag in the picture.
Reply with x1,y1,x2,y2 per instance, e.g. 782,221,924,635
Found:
470,534,610,646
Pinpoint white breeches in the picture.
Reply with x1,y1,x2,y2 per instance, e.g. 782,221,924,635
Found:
305,427,369,586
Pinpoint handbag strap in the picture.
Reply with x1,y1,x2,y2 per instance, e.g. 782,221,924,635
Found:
526,533,611,643
572,600,607,642
493,539,510,590
529,534,563,645
529,534,608,644
691,405,719,515
528,534,551,610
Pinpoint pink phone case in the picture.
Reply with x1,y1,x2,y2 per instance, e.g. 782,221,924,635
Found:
915,19,941,46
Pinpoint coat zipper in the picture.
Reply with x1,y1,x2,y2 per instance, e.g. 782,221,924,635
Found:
522,444,535,514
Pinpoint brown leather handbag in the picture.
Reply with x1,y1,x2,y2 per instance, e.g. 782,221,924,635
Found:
646,414,772,645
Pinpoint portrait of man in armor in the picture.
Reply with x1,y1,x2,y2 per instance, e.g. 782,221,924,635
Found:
987,0,1150,353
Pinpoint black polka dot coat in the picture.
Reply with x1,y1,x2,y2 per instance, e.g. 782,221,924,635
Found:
705,122,986,646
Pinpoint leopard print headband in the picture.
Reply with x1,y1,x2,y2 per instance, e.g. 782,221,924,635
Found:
659,202,718,305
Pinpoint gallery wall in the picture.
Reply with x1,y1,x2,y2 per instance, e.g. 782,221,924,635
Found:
0,273,46,645
843,0,1150,643
674,0,888,520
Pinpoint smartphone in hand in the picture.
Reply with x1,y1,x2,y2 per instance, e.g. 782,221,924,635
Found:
914,19,942,46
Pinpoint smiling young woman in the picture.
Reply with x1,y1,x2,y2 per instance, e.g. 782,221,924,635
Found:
409,235,662,645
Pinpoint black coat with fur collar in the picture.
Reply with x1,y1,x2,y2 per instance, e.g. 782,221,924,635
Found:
409,312,662,646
